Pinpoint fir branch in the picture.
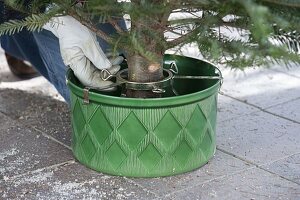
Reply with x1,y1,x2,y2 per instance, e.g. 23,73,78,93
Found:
271,30,300,53
129,31,158,61
67,9,113,44
166,8,230,49
0,13,54,36
260,0,300,8
107,18,125,34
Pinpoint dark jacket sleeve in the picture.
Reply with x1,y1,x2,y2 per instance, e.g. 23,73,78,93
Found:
0,1,30,23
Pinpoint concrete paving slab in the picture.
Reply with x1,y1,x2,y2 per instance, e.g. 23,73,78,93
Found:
217,110,300,165
163,167,300,200
0,89,72,146
131,150,252,196
263,153,300,185
267,98,300,123
0,162,156,200
218,94,260,122
270,63,300,79
220,67,300,108
0,48,299,199
0,113,73,179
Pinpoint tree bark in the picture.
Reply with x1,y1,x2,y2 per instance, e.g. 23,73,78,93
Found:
125,11,165,98
126,54,164,98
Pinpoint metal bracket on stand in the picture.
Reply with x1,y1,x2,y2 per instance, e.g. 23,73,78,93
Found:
83,87,90,104
115,69,173,93
169,62,223,82
168,62,223,96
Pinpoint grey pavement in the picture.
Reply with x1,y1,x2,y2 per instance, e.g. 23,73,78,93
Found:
0,49,299,199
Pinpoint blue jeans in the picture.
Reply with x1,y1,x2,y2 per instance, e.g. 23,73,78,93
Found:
0,22,125,104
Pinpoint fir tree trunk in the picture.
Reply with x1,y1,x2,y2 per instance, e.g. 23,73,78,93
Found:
125,14,165,98
126,54,164,98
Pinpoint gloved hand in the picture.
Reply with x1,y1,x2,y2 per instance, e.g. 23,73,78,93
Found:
43,15,123,90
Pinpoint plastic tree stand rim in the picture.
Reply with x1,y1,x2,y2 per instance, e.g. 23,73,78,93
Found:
66,56,221,108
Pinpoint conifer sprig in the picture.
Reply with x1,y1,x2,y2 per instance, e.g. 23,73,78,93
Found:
0,13,54,35
0,0,299,68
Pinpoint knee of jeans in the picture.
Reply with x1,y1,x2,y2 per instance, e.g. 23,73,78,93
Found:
47,71,69,96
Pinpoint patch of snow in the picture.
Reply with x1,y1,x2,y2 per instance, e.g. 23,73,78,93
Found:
48,179,103,200
0,148,19,161
13,170,54,187
0,148,21,175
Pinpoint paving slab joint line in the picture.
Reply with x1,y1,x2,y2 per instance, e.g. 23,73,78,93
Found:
265,96,300,110
257,152,300,186
124,177,162,199
0,109,72,150
216,146,257,166
219,92,300,125
31,126,72,150
217,147,300,185
1,159,75,182
259,152,300,167
153,165,256,200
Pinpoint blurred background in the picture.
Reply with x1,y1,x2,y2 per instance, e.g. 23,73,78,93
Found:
0,47,64,101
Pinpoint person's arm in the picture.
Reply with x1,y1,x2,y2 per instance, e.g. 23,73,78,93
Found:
43,15,123,90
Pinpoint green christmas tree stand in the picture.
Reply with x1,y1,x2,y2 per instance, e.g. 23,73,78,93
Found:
66,54,221,177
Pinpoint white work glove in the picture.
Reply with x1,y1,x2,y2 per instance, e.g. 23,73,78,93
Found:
43,15,123,90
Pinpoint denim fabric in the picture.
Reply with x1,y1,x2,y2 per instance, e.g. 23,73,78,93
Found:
0,20,127,104
1,30,71,103
0,31,51,81
33,30,71,103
